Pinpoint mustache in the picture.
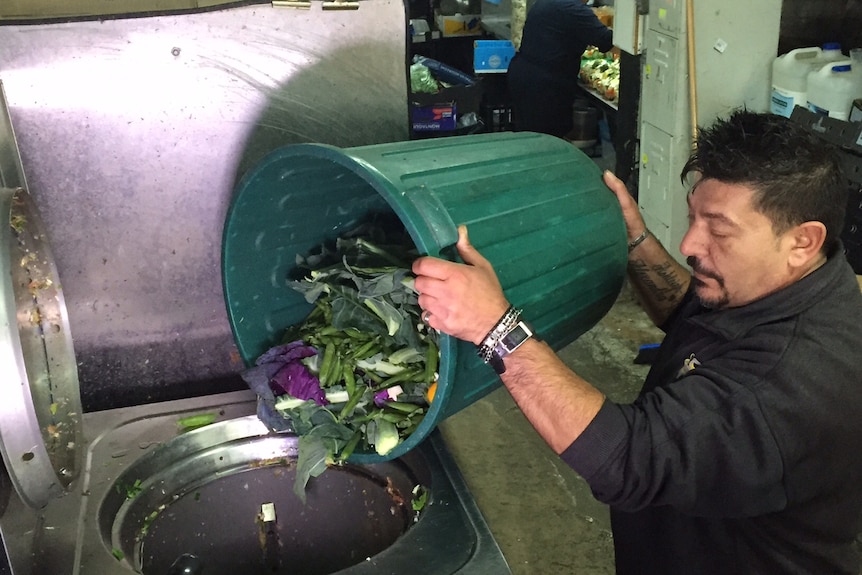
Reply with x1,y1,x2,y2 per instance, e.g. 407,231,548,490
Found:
686,256,722,281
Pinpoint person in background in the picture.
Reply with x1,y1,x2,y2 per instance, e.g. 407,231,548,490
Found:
412,110,862,574
507,0,613,139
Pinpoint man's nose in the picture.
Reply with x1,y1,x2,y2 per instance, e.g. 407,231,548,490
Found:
679,224,703,258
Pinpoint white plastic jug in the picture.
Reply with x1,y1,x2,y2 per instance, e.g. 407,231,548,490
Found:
771,47,822,117
852,48,862,106
771,43,846,118
820,42,845,64
807,60,857,121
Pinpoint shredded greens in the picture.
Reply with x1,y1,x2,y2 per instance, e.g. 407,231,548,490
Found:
241,223,438,501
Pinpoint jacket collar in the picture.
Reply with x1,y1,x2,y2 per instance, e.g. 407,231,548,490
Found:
685,245,853,339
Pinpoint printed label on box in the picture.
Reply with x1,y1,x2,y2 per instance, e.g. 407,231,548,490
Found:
474,40,515,73
412,104,457,131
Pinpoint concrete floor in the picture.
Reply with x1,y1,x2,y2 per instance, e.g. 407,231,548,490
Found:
439,282,664,574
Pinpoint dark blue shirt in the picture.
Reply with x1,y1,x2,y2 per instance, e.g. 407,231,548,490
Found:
517,0,613,86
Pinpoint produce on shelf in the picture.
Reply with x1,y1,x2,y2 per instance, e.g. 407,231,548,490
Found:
579,48,620,102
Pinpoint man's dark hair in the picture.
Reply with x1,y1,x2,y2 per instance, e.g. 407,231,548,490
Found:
681,110,847,254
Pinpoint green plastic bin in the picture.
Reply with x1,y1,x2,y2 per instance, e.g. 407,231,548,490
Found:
222,131,627,463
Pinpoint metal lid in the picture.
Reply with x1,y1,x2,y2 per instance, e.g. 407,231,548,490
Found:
0,82,83,509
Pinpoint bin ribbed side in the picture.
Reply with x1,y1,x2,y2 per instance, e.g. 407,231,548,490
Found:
343,131,627,417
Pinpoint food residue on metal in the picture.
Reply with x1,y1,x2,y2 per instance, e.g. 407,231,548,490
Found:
10,214,26,233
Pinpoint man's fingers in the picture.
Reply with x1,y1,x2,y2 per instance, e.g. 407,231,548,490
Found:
603,169,630,200
602,170,645,230
412,224,509,344
455,225,490,269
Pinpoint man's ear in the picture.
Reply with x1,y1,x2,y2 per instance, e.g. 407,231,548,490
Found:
787,221,827,268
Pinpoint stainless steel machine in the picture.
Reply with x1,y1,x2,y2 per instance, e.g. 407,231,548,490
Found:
0,4,511,573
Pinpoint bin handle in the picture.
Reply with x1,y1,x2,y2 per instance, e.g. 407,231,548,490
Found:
399,184,460,260
436,242,461,263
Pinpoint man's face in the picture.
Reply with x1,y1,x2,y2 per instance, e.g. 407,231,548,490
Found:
679,179,795,309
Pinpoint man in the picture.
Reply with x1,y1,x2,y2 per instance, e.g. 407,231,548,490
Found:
412,111,862,574
507,0,613,138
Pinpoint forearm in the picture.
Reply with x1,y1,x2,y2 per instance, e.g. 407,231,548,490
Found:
412,224,612,455
627,231,690,327
499,338,605,454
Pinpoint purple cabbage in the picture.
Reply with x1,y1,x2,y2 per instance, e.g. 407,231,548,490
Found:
373,389,389,408
271,361,327,405
243,340,328,406
255,340,318,366
374,385,404,407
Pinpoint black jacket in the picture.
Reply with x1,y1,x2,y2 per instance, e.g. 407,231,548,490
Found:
563,250,862,574
516,0,613,86
507,0,612,137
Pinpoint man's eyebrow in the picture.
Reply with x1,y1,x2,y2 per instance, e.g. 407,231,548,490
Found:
702,212,741,229
686,195,741,229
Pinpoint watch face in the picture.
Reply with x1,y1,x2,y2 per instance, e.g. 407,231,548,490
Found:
501,323,532,352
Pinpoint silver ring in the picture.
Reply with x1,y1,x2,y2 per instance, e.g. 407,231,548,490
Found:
422,310,431,323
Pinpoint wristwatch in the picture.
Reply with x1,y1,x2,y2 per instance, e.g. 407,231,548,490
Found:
489,320,536,374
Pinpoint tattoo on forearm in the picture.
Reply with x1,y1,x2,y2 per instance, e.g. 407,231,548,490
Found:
630,259,686,305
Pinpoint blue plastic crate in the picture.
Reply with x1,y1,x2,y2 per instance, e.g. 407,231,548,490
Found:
473,40,515,73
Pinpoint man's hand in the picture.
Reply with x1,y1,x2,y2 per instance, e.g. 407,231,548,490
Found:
604,170,691,325
603,170,648,243
412,225,510,345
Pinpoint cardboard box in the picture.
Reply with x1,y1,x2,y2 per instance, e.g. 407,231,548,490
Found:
411,104,457,131
473,40,515,73
410,82,483,131
435,11,482,37
411,83,482,115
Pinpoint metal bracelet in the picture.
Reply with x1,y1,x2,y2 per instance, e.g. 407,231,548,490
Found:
627,229,650,252
476,306,521,364
484,307,520,349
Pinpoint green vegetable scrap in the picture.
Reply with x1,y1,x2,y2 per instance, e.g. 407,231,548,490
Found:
411,484,429,513
176,413,217,432
243,222,440,502
10,214,26,234
116,478,143,500
138,505,166,538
